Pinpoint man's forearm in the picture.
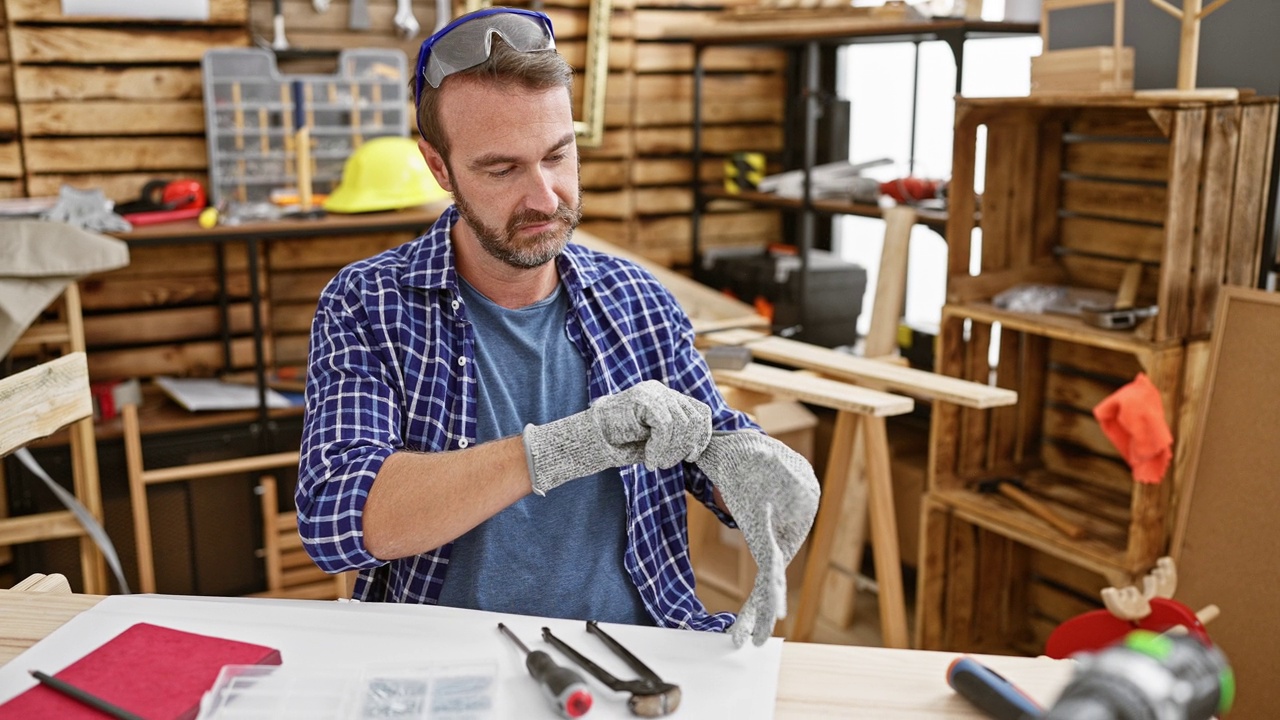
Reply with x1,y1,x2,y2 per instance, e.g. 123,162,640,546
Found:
361,436,532,559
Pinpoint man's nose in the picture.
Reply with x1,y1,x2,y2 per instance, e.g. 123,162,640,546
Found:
523,166,561,215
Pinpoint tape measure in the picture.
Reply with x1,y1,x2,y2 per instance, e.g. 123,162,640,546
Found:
724,152,765,194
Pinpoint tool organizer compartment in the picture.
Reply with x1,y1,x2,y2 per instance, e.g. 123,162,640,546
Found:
916,496,1118,655
926,307,1198,583
201,47,407,207
946,95,1277,342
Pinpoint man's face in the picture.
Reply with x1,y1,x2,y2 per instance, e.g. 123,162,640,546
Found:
421,78,582,270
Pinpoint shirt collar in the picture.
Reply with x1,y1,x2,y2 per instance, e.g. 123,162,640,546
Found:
403,205,603,297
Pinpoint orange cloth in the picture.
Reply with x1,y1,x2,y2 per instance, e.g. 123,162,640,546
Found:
1092,373,1173,484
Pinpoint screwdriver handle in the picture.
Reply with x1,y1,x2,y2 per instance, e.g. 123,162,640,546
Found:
527,651,594,718
947,656,1042,720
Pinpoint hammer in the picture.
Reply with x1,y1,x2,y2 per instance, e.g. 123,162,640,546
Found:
975,478,1087,540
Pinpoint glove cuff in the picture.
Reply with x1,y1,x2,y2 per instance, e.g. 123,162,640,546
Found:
522,412,611,496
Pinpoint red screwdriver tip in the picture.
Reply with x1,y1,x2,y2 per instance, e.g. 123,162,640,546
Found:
565,688,593,718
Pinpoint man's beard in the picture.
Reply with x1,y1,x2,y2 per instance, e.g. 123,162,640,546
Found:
452,183,583,270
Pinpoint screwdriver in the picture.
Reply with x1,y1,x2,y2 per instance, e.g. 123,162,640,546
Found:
498,623,594,718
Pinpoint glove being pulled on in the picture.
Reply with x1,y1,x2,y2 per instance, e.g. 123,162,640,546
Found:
696,430,820,647
523,380,712,496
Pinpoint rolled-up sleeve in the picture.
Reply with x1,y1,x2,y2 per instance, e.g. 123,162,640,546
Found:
296,281,403,572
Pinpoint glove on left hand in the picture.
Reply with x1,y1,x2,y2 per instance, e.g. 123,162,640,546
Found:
696,430,820,647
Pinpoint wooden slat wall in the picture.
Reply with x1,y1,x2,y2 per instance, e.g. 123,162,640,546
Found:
0,1,22,198
626,1,786,266
3,0,248,200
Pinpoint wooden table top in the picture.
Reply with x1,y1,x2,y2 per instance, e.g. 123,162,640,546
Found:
0,590,1074,718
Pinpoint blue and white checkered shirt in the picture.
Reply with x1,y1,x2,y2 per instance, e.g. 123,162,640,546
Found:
297,207,758,631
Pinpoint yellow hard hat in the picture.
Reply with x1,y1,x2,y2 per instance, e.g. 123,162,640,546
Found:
324,136,450,214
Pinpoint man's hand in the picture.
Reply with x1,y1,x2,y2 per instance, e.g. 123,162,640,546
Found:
696,431,820,647
523,380,712,495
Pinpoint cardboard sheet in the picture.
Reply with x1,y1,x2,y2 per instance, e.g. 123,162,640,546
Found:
0,594,784,719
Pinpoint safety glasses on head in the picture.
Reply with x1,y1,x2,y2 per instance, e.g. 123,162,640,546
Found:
413,8,556,103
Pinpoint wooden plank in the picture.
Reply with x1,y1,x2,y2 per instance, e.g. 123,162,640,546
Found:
634,124,784,155
10,63,204,102
703,328,1018,409
266,233,412,271
957,321,991,475
1045,367,1119,413
633,43,788,73
635,72,785,101
1063,141,1170,182
947,104,979,277
9,26,248,64
21,100,205,136
0,511,84,545
1048,338,1143,380
0,64,14,101
634,97,785,126
1059,254,1160,299
1154,107,1205,342
270,303,318,335
0,142,22,178
79,272,252,312
87,337,264,380
23,137,207,173
1016,334,1049,465
581,159,629,189
712,363,913,417
0,353,91,456
1058,216,1165,263
980,122,1015,272
630,157,722,186
5,0,247,22
1189,104,1241,337
914,499,951,649
1067,107,1165,138
1060,178,1168,224
270,269,336,304
1042,406,1122,462
83,304,257,347
633,186,692,214
0,105,15,136
1041,442,1133,496
1224,101,1278,290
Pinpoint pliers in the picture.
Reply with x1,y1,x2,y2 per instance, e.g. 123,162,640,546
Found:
542,621,682,717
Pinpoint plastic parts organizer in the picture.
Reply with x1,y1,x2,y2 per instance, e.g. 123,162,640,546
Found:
201,48,409,207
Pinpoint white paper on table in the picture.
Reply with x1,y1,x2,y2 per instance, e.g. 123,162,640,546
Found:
61,0,210,21
155,377,294,411
0,594,785,719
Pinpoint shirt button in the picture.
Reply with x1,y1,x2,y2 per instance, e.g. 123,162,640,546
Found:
458,357,466,366
451,300,460,310
458,439,470,449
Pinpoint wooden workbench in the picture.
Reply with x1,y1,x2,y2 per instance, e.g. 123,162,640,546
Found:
0,590,1075,717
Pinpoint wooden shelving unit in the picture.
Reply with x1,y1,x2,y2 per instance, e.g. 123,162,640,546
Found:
917,93,1279,654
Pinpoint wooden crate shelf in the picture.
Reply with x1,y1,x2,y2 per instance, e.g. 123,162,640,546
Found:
917,496,1114,655
927,305,1190,580
946,95,1279,342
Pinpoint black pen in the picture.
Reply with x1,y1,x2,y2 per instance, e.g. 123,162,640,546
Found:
28,670,146,720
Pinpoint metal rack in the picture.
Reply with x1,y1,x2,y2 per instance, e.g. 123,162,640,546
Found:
685,18,1039,336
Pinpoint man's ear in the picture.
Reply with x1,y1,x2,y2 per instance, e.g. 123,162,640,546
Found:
418,138,453,193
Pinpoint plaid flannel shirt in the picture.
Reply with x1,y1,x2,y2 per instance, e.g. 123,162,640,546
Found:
297,207,757,631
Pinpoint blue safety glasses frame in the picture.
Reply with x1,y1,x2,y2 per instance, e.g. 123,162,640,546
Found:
412,7,557,111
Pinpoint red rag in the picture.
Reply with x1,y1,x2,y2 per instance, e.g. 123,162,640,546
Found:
1092,372,1173,484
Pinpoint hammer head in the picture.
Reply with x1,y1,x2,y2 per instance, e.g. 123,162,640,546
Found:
628,683,682,717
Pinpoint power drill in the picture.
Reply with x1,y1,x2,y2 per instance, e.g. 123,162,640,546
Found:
1042,631,1234,720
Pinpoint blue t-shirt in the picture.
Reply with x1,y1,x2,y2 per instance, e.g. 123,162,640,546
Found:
435,276,652,625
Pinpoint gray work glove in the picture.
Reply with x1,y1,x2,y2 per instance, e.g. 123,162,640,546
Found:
697,430,820,647
522,380,712,496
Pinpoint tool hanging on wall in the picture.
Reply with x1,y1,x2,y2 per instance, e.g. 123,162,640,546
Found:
271,0,289,50
349,0,371,30
435,0,452,32
395,0,421,38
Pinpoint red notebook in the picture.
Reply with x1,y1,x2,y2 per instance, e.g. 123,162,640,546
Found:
0,622,282,720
